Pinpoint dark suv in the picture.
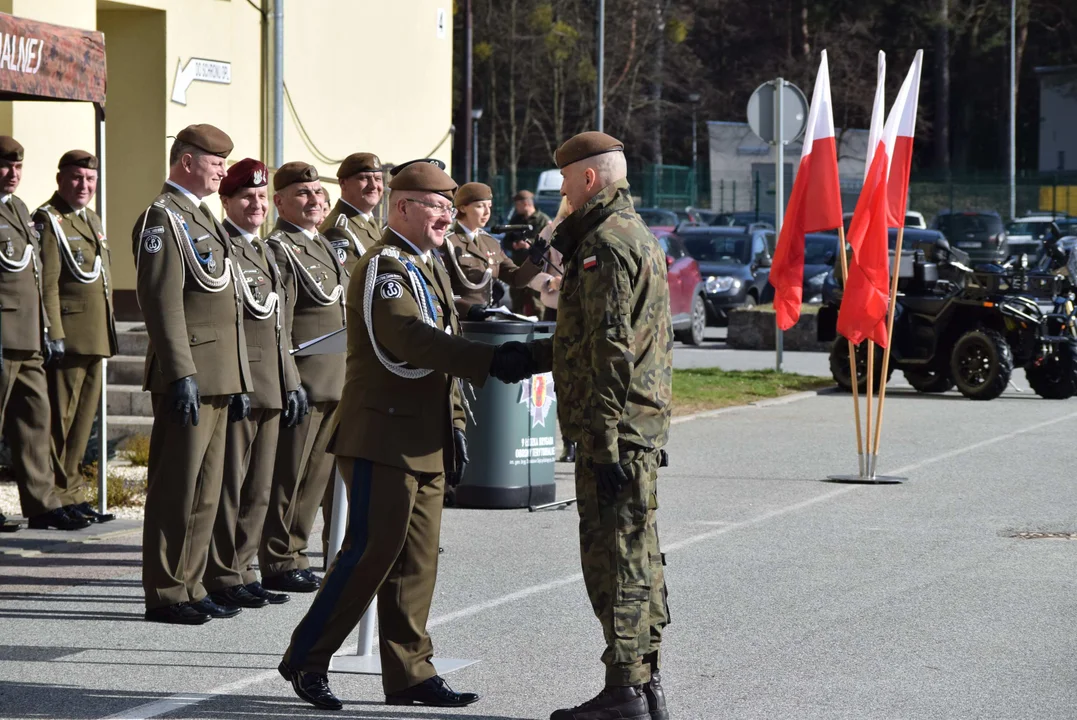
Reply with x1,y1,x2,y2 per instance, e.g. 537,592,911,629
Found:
931,211,1007,264
676,226,776,324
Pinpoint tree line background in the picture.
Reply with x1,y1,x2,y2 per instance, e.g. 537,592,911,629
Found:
451,0,1077,198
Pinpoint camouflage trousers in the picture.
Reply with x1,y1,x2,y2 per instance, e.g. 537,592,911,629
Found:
575,446,669,687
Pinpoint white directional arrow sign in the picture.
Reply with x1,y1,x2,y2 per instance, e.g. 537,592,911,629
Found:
171,57,232,105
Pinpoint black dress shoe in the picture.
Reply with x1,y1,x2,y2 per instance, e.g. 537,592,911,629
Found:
278,660,343,711
28,507,91,531
145,602,210,625
299,568,322,585
209,584,269,609
189,597,241,618
261,569,318,593
245,581,289,605
386,675,479,707
71,502,115,523
0,513,19,532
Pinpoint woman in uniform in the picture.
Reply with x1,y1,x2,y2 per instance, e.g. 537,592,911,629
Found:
440,182,557,320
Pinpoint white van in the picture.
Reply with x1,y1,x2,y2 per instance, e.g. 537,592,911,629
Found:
535,169,562,200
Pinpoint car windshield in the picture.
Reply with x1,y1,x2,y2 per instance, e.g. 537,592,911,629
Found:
803,236,835,264
683,234,750,263
638,209,678,227
936,214,1002,235
1006,221,1052,238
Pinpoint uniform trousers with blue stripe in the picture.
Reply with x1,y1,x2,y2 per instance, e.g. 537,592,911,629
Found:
282,456,444,695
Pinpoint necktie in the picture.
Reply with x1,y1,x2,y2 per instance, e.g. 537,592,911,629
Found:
199,202,218,229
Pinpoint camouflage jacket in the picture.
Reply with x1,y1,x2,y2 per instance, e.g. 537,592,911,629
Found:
530,178,673,464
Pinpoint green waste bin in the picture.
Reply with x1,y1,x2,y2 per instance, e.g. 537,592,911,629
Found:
456,320,557,509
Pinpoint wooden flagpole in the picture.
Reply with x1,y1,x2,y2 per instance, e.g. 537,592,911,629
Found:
836,227,865,477
865,339,874,477
871,225,906,475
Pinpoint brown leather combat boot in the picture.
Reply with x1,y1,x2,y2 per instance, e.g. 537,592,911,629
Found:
550,685,650,720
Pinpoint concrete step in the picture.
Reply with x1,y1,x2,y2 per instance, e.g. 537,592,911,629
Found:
105,415,153,442
106,384,152,417
117,330,149,357
106,356,144,386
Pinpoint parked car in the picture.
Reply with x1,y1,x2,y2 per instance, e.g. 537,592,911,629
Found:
1005,217,1062,260
905,210,928,229
654,231,706,345
637,207,680,235
931,210,1007,264
676,225,777,324
801,233,841,304
709,210,776,228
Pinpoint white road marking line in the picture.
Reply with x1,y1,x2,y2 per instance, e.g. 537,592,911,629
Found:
96,409,1077,719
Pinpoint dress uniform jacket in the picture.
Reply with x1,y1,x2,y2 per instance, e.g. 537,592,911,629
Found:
260,219,346,578
320,199,381,275
35,194,117,505
439,221,543,316
205,219,301,592
133,181,252,610
283,228,495,694
0,193,60,518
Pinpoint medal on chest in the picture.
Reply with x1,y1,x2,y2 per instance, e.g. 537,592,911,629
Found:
4,241,12,257
75,248,85,264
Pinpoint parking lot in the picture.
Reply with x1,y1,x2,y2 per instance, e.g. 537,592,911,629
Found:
2,355,1073,719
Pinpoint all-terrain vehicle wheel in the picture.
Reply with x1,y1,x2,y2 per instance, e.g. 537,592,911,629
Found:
949,328,1013,400
903,368,955,394
1026,339,1077,399
675,294,707,346
829,338,894,393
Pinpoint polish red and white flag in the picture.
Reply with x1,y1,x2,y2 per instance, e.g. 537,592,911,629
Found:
769,50,843,330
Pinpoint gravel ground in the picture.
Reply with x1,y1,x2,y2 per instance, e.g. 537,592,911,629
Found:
0,464,147,520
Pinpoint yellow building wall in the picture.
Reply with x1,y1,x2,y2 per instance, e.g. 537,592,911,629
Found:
2,0,455,299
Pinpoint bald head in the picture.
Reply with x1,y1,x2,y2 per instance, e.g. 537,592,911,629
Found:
560,150,627,212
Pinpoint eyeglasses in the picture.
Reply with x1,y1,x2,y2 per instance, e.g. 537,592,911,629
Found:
405,198,457,219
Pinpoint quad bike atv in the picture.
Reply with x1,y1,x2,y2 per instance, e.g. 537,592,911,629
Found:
819,239,1077,401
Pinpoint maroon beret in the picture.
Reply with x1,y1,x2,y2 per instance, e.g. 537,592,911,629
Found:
219,158,269,197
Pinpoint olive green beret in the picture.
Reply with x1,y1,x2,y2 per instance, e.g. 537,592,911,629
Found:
58,150,98,170
176,124,233,157
388,159,457,201
0,136,24,162
337,152,382,179
554,131,624,169
274,161,319,191
454,182,493,208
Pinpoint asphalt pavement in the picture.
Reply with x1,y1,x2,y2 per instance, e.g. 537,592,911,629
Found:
1,347,1074,719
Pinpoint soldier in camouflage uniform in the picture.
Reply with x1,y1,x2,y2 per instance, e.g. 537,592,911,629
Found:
527,132,673,720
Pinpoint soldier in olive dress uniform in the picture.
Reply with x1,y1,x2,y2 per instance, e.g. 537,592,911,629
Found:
0,136,89,532
260,162,346,594
439,181,557,321
36,150,117,525
321,152,384,275
203,158,305,610
133,124,253,625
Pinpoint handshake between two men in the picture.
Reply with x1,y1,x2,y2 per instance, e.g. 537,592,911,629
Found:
488,340,539,384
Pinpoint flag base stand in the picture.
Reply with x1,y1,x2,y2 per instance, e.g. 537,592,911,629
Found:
824,473,905,485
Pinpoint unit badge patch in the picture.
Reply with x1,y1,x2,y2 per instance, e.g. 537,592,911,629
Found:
144,235,163,254
380,280,403,300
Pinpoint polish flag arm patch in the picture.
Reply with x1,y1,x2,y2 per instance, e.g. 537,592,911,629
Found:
583,255,597,270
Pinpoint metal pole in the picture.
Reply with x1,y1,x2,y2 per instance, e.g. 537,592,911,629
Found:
1008,0,1016,220
472,116,479,182
95,103,108,513
327,468,378,661
273,0,283,169
464,0,473,182
774,78,784,372
691,106,698,204
596,0,605,132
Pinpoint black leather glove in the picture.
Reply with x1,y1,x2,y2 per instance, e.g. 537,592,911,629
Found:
528,235,550,266
295,384,310,425
228,393,251,423
489,341,534,384
658,449,669,467
168,376,200,427
282,389,300,427
594,461,630,499
43,334,65,367
466,304,488,322
447,428,469,488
